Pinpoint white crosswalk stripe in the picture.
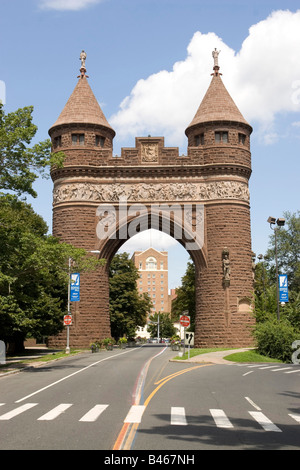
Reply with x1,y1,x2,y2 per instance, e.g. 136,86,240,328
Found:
289,413,300,424
248,411,282,432
210,409,234,428
171,407,187,425
0,403,38,420
79,404,109,422
37,404,73,421
0,402,299,433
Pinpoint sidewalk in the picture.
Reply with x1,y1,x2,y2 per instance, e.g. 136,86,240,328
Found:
180,348,252,364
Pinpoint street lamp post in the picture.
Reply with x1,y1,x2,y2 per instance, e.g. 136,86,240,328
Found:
267,217,285,321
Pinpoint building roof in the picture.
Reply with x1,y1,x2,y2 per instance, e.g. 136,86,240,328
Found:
185,71,252,134
49,74,115,135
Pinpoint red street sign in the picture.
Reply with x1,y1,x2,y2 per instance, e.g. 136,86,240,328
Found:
180,315,190,327
64,315,72,326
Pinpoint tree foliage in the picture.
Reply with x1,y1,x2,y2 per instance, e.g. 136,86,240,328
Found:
0,104,64,197
0,194,101,352
109,253,152,339
265,210,300,292
254,211,300,361
147,312,176,339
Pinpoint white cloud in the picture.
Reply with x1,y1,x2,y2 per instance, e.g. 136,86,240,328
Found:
118,229,178,254
110,10,300,148
39,0,102,10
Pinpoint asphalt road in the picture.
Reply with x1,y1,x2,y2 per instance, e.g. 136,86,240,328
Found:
0,344,299,452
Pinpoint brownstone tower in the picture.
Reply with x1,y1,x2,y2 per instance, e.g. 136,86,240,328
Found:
48,56,115,346
185,51,254,346
49,51,255,348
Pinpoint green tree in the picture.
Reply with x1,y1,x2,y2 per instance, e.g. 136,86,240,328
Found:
147,312,176,339
171,260,195,330
109,253,152,339
265,211,300,292
0,104,64,197
0,194,101,352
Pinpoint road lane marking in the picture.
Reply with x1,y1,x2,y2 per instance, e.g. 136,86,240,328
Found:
259,365,280,369
171,407,187,425
0,403,38,420
113,359,211,450
15,347,142,403
210,409,233,428
248,411,282,432
285,369,300,374
245,397,261,411
79,404,109,422
124,405,146,423
37,404,73,420
243,371,253,376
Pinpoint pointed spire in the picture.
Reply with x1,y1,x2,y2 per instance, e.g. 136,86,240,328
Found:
185,49,251,134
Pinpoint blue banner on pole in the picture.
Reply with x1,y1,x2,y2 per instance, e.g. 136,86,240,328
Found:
70,273,80,301
279,274,288,302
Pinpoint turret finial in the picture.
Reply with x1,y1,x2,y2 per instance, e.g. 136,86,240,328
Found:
212,48,222,76
78,50,89,78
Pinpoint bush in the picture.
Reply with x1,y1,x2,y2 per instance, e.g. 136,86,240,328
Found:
253,318,300,363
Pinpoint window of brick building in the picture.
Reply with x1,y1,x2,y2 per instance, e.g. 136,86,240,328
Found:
146,257,157,270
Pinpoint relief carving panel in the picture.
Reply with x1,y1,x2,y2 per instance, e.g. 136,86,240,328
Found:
53,181,250,205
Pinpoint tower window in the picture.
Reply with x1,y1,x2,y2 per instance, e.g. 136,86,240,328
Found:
72,134,85,145
53,136,61,148
215,131,228,143
95,135,105,147
195,133,204,146
239,133,246,145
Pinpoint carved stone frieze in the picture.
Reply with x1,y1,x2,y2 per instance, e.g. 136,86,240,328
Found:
53,180,250,205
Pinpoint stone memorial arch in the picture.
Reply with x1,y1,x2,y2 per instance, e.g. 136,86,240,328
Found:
48,51,255,348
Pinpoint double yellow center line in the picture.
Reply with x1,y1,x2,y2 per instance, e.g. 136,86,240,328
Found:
113,363,211,450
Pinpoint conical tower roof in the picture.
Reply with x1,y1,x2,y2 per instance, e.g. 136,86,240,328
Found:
49,53,115,136
185,50,251,134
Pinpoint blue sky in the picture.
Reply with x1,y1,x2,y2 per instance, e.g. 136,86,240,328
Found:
1,0,299,289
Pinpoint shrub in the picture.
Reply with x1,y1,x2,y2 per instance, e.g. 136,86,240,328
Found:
253,318,300,363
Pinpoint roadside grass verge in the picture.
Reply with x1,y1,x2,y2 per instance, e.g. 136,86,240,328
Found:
0,349,88,374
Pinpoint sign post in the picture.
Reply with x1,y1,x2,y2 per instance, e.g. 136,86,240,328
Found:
185,332,194,359
66,257,80,354
180,312,190,356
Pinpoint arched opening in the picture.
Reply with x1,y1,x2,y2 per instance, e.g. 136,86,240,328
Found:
93,206,206,345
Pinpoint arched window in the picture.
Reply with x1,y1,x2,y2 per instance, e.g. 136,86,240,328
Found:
146,257,157,270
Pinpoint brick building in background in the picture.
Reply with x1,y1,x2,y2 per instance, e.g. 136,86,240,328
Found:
132,248,177,339
132,248,169,314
